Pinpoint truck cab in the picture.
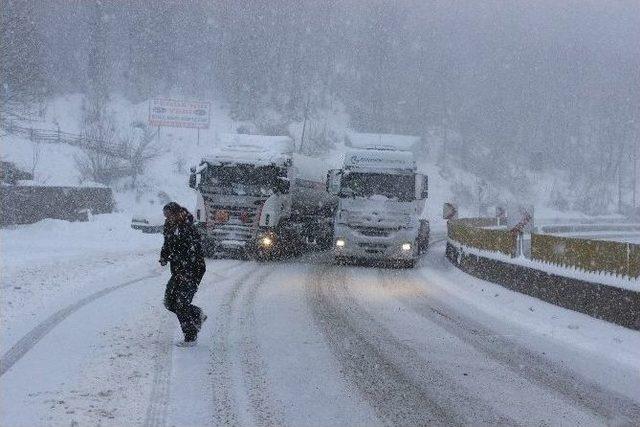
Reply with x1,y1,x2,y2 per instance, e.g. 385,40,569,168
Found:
189,134,294,257
327,146,429,267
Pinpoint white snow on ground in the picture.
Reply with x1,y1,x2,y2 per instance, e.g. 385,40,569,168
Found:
415,245,640,402
3,95,640,425
0,214,161,350
1,221,639,426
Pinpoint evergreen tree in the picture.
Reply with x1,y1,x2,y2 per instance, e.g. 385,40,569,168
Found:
0,0,46,120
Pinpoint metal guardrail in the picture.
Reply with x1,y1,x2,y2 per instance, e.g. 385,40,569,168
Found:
447,242,640,330
539,224,640,234
447,217,518,257
1,120,131,160
531,233,640,279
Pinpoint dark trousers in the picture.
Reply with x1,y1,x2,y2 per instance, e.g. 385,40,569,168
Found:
164,274,203,340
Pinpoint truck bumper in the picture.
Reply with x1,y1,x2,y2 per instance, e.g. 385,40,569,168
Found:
332,225,418,261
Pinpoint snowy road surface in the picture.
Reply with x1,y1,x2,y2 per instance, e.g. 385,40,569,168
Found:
2,236,640,426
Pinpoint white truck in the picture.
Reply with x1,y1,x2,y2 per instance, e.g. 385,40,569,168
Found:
189,134,335,259
326,143,429,268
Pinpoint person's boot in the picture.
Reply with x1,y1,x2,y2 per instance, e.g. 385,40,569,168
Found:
197,313,208,332
176,334,197,347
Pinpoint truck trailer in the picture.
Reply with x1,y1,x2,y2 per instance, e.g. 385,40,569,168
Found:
326,140,429,268
189,134,335,259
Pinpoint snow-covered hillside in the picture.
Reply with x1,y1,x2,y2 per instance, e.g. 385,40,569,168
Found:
2,94,611,227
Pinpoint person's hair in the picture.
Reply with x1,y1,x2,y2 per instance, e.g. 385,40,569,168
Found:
163,202,182,215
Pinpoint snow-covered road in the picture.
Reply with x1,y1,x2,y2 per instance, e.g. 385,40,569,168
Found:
2,236,640,426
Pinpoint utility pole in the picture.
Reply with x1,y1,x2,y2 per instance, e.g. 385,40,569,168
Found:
618,164,623,214
634,133,638,211
299,95,310,153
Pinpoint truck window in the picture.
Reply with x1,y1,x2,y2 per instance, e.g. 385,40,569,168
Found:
203,165,284,197
340,172,415,202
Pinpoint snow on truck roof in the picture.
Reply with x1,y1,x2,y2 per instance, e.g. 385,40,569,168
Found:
202,134,293,166
346,132,420,151
293,152,341,182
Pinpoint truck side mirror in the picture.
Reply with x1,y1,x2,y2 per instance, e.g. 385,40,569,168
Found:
189,173,197,189
415,174,428,199
326,169,342,195
276,177,290,194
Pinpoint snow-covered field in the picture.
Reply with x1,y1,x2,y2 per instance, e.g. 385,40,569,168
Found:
1,216,639,426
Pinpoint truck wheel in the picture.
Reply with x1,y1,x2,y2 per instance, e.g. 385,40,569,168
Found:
202,241,217,258
254,253,270,262
334,256,348,265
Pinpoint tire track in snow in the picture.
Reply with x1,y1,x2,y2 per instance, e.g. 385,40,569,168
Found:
0,272,161,377
306,263,515,426
210,263,265,426
210,265,259,426
210,263,285,426
237,266,285,427
143,260,246,427
379,269,640,424
143,313,174,427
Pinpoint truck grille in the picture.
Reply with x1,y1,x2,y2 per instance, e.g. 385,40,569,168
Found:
352,226,397,237
204,203,262,246
358,242,389,249
358,242,389,255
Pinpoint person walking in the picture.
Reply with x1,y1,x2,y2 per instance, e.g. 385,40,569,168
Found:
159,202,207,347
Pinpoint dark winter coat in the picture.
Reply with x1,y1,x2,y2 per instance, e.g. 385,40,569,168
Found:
160,209,206,282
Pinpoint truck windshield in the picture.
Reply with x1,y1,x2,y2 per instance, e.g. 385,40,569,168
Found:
340,172,415,202
204,165,283,196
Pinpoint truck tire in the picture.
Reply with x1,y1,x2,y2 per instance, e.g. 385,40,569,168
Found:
403,259,416,269
334,256,348,265
202,240,217,258
254,252,271,262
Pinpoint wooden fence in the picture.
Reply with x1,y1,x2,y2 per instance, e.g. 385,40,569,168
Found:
2,120,131,160
447,217,518,257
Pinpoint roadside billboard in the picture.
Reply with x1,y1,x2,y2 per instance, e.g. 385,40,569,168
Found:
148,98,211,129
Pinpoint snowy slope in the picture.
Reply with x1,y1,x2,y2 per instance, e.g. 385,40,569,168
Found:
1,94,609,226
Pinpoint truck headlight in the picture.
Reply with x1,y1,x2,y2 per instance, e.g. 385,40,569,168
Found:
402,243,412,251
260,236,273,247
335,238,346,248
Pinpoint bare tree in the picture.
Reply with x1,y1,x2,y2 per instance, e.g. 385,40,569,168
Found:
119,121,158,188
75,112,123,185
0,0,46,122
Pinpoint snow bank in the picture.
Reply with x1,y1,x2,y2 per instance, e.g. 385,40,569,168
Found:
1,213,160,271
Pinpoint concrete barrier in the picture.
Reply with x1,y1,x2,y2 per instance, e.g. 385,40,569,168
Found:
446,242,640,330
0,185,114,226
